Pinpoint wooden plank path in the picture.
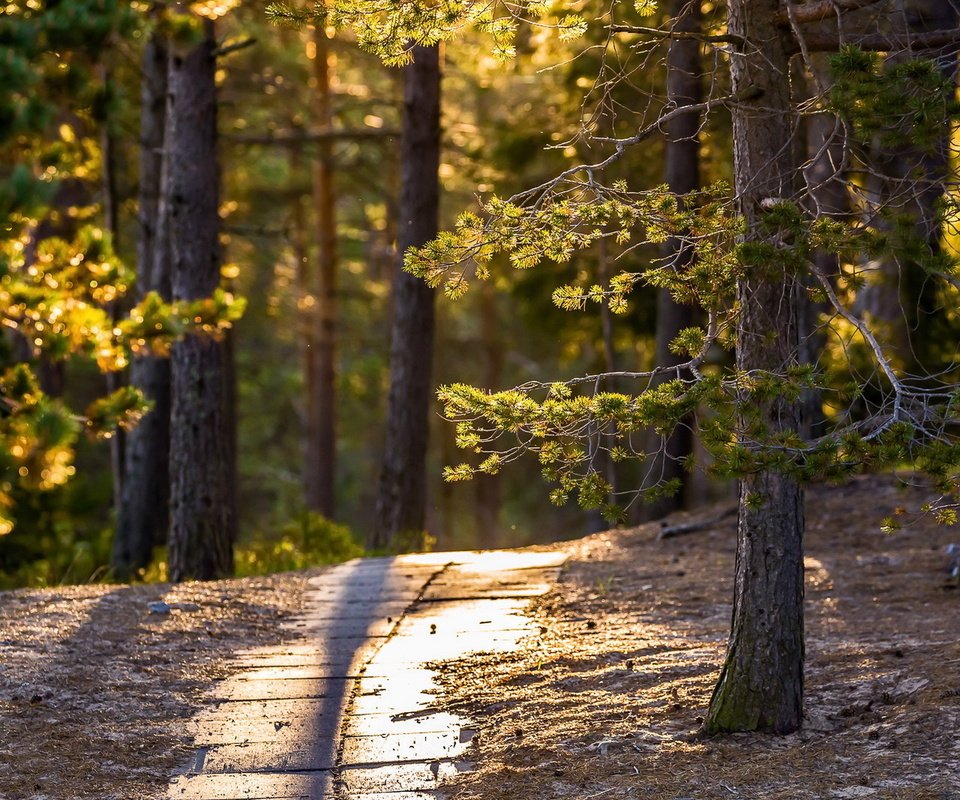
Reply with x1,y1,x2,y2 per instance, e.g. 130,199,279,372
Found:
168,550,566,799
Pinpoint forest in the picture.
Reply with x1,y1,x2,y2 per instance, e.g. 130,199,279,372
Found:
2,0,960,692
1,0,641,588
1,2,960,794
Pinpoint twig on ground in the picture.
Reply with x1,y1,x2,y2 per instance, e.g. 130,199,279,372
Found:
656,507,737,540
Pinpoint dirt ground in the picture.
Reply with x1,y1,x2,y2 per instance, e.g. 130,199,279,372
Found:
0,475,957,800
436,474,960,800
0,570,311,800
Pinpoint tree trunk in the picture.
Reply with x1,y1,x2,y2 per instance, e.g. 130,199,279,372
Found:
642,0,701,521
855,0,957,369
112,26,171,579
100,61,127,514
474,281,502,547
705,0,805,734
371,44,441,550
801,55,847,440
587,237,618,533
304,24,338,518
167,17,234,581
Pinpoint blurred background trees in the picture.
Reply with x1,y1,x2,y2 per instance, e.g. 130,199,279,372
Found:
2,0,958,589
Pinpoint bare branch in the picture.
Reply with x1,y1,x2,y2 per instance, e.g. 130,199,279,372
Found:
510,96,734,205
213,37,257,58
609,24,746,48
811,264,905,437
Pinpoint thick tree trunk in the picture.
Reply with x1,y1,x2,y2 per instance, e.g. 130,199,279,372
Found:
112,27,171,578
167,18,234,581
705,0,805,734
304,25,338,518
642,0,701,521
371,44,441,550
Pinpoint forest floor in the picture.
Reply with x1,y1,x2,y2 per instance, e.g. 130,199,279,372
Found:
436,473,960,800
0,571,311,799
0,473,957,800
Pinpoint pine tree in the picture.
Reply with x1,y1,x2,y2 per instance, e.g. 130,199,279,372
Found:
113,12,172,579
0,2,238,547
642,0,703,521
370,44,442,550
276,0,960,731
167,14,237,581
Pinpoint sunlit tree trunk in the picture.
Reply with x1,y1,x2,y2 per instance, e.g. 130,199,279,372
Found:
304,24,338,518
167,17,234,581
371,44,441,550
705,0,805,734
112,24,171,578
642,0,701,521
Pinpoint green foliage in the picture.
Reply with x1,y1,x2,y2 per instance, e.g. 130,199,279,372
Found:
829,45,960,152
407,184,741,314
235,513,364,576
413,177,960,520
0,4,246,544
268,0,589,65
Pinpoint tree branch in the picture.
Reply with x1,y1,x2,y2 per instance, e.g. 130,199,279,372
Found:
511,96,734,206
213,38,256,58
609,24,746,48
799,28,960,52
777,0,882,26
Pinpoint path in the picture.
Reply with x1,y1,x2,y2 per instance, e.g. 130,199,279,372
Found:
168,549,566,799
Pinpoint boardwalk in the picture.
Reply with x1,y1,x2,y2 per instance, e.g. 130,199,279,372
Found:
169,550,566,799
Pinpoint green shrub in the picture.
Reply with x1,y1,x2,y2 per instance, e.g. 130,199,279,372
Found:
234,512,364,577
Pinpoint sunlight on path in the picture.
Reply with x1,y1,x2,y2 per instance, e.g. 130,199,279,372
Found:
167,549,566,799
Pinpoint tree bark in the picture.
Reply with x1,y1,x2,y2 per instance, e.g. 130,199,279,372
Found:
854,0,957,370
705,0,805,734
112,25,171,579
304,24,338,518
642,0,701,521
371,44,441,550
167,17,234,581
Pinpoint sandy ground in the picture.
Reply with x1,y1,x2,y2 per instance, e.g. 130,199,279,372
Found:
0,571,311,800
0,475,957,800
435,474,960,800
